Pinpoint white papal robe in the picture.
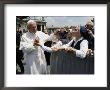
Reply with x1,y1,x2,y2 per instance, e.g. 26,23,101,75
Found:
19,31,49,74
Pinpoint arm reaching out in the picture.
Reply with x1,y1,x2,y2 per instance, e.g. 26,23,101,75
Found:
41,45,59,52
34,40,60,53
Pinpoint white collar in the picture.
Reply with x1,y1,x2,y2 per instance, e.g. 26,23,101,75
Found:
28,31,36,35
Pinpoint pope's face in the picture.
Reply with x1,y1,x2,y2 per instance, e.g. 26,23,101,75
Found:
29,23,37,33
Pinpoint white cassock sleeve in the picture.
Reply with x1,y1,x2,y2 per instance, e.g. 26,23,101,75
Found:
40,41,63,53
40,45,53,53
19,36,36,54
45,34,53,41
39,31,51,42
75,40,88,58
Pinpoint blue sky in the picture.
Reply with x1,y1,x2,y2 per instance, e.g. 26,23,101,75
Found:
30,16,94,27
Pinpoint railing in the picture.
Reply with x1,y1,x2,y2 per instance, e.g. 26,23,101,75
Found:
50,51,94,74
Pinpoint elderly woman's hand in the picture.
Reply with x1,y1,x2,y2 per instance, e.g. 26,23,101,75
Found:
65,47,76,53
86,49,94,56
51,48,59,52
57,47,65,51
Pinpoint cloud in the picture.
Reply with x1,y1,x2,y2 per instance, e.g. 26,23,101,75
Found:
46,16,94,27
30,16,94,27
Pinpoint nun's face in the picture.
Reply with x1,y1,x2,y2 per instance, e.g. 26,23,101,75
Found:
72,27,80,37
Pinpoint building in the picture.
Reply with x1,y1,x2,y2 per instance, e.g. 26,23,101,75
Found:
16,16,47,33
36,19,47,32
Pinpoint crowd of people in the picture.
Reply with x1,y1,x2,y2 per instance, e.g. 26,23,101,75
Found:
16,18,94,74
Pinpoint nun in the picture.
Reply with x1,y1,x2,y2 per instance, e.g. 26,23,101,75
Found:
58,25,94,74
58,26,89,74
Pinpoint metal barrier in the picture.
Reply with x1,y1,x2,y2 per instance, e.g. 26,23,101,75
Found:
50,51,94,74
